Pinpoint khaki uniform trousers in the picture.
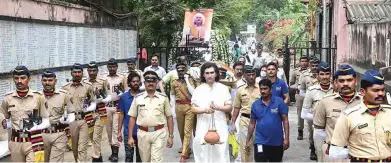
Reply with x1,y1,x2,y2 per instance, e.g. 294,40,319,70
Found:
240,117,254,162
9,141,34,162
175,103,194,156
107,106,120,146
321,143,350,162
69,119,89,162
295,94,305,130
92,116,108,158
137,128,167,162
42,131,68,162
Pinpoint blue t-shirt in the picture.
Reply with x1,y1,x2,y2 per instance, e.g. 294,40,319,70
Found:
118,91,138,137
250,96,288,146
271,78,288,99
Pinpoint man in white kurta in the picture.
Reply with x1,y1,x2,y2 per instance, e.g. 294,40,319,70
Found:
191,62,232,163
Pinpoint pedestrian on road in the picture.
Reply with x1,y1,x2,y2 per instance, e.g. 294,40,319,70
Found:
123,58,144,91
245,78,290,162
0,66,50,162
300,62,334,161
62,63,97,162
41,70,75,162
313,64,361,162
330,69,391,162
170,62,198,162
143,54,166,93
118,72,142,162
102,58,127,162
83,61,110,162
127,71,174,162
266,62,290,104
289,56,309,140
231,65,260,162
191,62,232,162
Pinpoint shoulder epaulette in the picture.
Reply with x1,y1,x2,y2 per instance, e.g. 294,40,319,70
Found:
83,81,92,85
323,93,336,98
157,92,167,97
62,82,71,87
343,105,361,116
58,89,67,93
381,104,391,109
237,84,246,90
135,92,145,97
4,91,13,96
32,90,42,95
308,85,320,91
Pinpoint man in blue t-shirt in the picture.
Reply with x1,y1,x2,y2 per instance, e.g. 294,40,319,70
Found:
245,79,290,162
266,62,290,104
118,72,142,162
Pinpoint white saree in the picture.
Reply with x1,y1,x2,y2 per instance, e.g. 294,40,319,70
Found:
191,82,231,163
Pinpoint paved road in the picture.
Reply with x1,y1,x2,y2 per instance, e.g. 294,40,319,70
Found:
0,104,314,162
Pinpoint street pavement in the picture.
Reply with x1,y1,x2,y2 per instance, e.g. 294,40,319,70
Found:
0,104,314,162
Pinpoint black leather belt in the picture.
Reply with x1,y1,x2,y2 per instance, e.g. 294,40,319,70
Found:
350,156,391,162
241,113,250,118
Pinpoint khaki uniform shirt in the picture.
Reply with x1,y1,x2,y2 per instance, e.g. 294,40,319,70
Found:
233,84,260,115
299,73,318,91
103,74,126,95
43,89,74,124
303,84,334,112
0,90,49,130
313,93,362,143
277,56,284,67
82,77,107,95
128,92,172,127
220,76,237,92
62,81,94,113
170,78,196,101
289,67,307,86
331,103,391,160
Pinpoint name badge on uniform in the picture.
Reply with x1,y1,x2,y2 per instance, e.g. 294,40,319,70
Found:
332,109,341,112
358,123,368,129
257,144,263,153
242,94,247,97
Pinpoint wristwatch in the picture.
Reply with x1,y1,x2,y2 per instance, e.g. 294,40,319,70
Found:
169,134,174,138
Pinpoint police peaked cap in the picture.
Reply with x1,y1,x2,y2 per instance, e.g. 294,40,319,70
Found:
71,63,83,71
13,66,30,76
42,70,56,78
108,58,118,65
335,64,356,77
88,61,98,69
318,62,331,72
362,69,384,85
127,58,137,63
244,65,256,74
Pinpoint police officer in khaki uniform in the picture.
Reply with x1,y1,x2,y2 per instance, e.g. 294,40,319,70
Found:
289,56,309,140
329,69,391,162
0,66,50,162
101,58,126,162
40,70,75,162
128,71,174,162
62,63,97,162
297,58,319,160
83,61,110,162
313,64,361,162
301,62,333,161
231,65,260,162
170,63,197,162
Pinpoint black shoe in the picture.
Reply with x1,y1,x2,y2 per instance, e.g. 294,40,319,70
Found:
110,146,119,162
297,130,303,140
92,156,103,162
310,143,317,160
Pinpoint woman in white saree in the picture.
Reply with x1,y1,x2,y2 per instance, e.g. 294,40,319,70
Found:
191,62,232,163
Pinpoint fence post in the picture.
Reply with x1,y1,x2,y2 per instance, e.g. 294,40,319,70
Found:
284,36,290,84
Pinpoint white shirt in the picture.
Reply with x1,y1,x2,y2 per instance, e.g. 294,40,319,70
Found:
143,65,166,79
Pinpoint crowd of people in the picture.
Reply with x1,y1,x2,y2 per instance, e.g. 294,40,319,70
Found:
0,46,390,163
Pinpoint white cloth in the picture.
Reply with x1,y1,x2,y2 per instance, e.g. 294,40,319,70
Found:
329,146,349,159
191,82,231,163
301,108,313,120
0,141,9,158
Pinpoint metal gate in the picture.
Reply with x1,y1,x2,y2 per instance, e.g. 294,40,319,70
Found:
283,36,337,84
